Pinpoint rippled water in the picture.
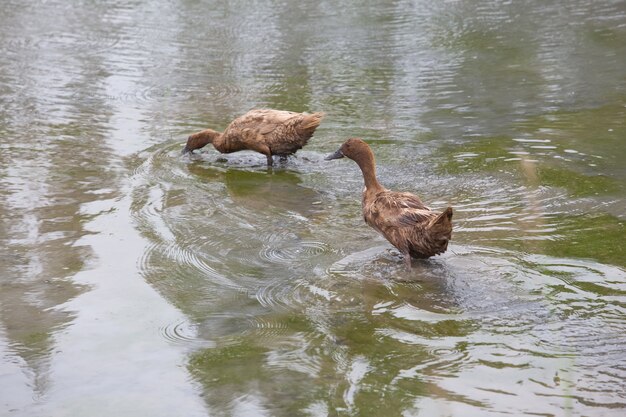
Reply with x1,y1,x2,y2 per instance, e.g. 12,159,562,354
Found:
1,0,625,416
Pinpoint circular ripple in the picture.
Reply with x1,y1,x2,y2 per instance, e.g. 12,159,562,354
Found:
159,318,198,344
259,234,335,266
255,279,300,311
245,316,291,341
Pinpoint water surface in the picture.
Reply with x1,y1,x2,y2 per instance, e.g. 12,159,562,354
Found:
1,0,625,416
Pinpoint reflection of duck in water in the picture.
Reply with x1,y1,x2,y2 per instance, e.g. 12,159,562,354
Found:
183,109,324,166
186,164,322,216
326,138,453,268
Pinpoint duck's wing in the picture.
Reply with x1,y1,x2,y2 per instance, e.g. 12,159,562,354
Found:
365,191,434,229
223,109,323,155
364,190,453,258
226,109,300,136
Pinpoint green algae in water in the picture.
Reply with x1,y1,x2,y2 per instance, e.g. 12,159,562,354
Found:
437,135,623,197
516,102,626,165
535,167,621,197
437,136,513,175
542,214,626,268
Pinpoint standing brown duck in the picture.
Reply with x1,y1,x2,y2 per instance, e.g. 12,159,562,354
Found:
326,138,453,268
182,109,324,166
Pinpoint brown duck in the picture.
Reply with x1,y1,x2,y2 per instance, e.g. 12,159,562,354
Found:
182,109,324,166
326,138,453,268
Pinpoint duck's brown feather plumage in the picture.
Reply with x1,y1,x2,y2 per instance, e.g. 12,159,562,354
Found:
364,191,452,259
183,109,324,166
326,138,453,267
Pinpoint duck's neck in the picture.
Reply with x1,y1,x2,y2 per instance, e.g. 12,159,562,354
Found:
354,152,384,193
208,131,227,152
211,131,246,153
189,129,224,152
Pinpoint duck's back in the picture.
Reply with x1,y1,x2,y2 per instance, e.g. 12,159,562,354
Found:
224,109,323,155
363,190,452,258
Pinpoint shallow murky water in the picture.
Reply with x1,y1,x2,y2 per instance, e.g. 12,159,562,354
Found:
1,0,625,416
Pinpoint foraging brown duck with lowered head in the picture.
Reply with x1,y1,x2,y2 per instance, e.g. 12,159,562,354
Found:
326,138,453,268
183,109,324,166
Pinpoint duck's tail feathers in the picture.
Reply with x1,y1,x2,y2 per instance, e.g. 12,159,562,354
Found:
429,206,453,229
298,112,324,133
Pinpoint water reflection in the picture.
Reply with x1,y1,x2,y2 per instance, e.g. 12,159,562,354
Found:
0,0,118,402
1,0,625,416
186,160,324,216
184,244,626,416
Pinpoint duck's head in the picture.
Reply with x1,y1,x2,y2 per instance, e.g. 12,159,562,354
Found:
182,129,220,155
325,138,372,162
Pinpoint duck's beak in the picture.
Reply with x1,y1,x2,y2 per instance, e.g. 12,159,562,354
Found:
325,148,344,160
